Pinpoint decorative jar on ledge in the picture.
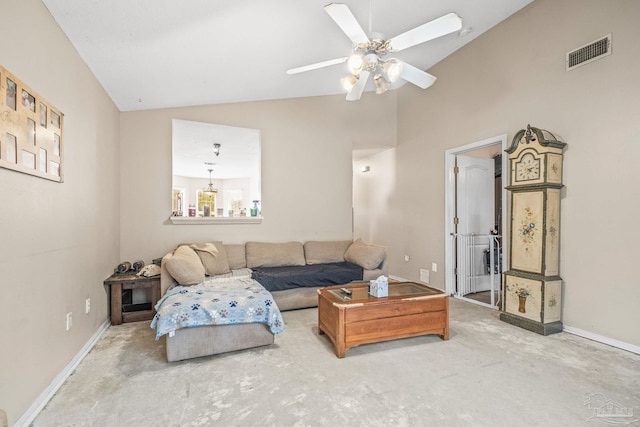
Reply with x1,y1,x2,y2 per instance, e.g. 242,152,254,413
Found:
251,200,260,217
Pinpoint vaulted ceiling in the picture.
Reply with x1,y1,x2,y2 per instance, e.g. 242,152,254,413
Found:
42,0,533,111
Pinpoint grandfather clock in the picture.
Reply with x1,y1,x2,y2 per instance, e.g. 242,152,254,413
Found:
500,125,566,335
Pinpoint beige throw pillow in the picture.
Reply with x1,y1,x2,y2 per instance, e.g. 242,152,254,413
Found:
224,244,247,270
344,239,386,270
164,245,205,286
190,242,230,276
304,240,352,265
246,241,305,268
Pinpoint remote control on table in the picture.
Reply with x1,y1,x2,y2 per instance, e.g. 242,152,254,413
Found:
340,288,352,295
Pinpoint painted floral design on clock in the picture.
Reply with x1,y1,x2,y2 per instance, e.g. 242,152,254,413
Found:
548,223,557,245
548,155,562,182
507,282,533,313
519,207,537,250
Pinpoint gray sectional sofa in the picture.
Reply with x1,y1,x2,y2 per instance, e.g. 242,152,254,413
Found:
161,239,388,309
158,239,387,361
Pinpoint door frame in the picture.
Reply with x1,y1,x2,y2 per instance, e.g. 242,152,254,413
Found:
444,134,509,297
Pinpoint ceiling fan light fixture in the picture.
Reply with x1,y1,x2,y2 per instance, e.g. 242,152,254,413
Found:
347,54,365,75
341,74,358,92
289,4,463,102
374,74,390,94
382,59,403,82
364,53,378,71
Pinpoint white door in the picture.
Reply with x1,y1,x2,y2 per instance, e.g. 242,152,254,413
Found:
456,155,495,293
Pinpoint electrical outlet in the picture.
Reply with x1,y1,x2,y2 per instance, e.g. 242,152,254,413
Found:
420,268,430,283
66,312,72,331
85,298,91,314
432,263,438,272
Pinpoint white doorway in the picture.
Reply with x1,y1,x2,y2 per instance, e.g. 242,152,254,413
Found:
445,135,508,309
456,155,495,293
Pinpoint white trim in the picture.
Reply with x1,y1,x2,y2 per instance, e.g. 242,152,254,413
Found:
14,320,111,427
170,216,262,224
563,325,640,355
444,134,508,297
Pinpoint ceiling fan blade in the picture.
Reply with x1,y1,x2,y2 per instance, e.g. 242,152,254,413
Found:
325,3,370,45
346,70,370,101
388,13,462,52
286,57,348,75
397,61,437,89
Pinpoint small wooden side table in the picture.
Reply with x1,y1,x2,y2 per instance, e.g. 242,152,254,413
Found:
104,273,161,325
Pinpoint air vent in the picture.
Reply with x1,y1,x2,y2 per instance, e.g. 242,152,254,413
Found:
566,34,611,71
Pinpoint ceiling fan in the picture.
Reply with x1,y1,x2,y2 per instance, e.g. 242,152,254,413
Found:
287,3,463,101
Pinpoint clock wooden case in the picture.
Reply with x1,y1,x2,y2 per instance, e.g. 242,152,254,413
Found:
501,125,566,335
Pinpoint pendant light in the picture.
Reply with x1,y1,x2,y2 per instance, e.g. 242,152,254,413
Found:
203,169,217,196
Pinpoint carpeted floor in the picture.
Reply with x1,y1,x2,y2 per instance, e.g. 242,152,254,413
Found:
33,299,639,426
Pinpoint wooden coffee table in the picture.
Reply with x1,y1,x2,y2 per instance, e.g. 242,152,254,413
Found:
317,282,449,358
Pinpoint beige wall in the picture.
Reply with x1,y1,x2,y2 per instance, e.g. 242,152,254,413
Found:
356,0,640,346
4,0,638,424
118,94,397,262
0,1,120,425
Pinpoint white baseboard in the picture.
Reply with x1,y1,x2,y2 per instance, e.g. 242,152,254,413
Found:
392,275,638,355
563,325,640,355
14,320,110,427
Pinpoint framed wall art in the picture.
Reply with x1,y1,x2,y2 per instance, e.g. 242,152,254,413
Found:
0,65,64,182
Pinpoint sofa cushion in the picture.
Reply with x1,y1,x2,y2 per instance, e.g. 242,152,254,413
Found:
224,244,247,270
251,262,362,291
344,239,386,270
164,245,205,286
304,240,352,265
246,241,305,268
189,242,230,276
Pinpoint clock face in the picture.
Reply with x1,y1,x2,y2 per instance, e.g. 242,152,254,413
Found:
516,153,540,181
